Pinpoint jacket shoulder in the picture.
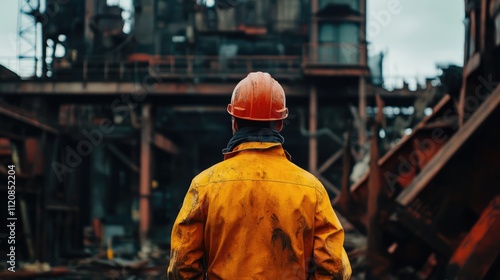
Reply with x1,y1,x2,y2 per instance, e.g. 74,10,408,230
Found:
285,161,328,193
191,154,328,198
191,160,228,186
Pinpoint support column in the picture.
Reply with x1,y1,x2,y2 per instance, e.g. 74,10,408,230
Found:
310,0,319,63
309,85,318,174
366,109,391,279
140,104,152,241
358,76,367,150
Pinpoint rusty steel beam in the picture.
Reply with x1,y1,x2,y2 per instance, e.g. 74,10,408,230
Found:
458,53,479,127
398,85,500,206
395,207,453,258
333,129,353,207
334,95,455,231
446,196,500,279
140,104,152,241
153,133,179,155
366,95,392,279
0,101,58,134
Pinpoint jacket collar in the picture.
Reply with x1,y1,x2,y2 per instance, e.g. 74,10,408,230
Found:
223,142,291,161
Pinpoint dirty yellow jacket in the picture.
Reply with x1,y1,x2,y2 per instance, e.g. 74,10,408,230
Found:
168,142,351,280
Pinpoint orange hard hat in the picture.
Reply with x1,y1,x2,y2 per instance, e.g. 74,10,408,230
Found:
227,72,288,121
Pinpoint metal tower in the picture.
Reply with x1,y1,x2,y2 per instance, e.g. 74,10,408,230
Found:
17,0,40,78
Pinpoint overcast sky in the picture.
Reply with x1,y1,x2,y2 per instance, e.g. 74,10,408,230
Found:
367,0,465,88
0,1,20,73
0,0,464,88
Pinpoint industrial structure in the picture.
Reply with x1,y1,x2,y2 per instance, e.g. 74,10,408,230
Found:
335,0,500,278
0,0,498,279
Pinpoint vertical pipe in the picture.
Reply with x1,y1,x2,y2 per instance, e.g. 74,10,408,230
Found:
311,0,318,16
140,104,152,241
358,76,367,150
309,85,317,174
360,0,367,66
310,0,318,63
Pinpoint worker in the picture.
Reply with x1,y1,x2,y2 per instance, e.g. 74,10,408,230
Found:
167,72,351,279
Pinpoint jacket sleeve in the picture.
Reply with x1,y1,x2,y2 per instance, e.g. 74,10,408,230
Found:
167,183,206,280
312,186,352,280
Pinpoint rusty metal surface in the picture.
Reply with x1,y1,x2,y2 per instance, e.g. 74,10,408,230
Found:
337,88,500,277
335,1,500,276
1,0,497,278
0,101,59,134
139,104,152,240
366,95,392,279
398,86,500,205
446,196,500,279
334,94,457,233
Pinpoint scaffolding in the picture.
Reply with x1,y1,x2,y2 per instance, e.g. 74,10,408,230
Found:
17,0,41,78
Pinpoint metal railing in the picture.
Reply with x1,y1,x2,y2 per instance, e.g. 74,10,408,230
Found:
303,43,364,66
56,55,303,81
198,19,309,34
1,44,369,81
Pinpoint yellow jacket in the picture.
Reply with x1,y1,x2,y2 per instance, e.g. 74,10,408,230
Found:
168,142,351,279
